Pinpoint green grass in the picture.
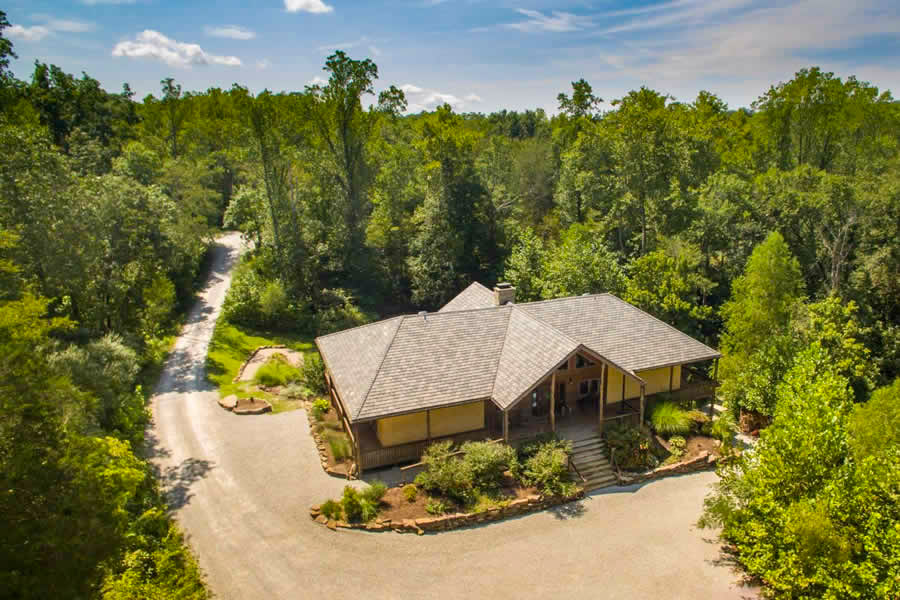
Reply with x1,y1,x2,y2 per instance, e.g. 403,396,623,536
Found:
206,316,314,414
253,355,303,387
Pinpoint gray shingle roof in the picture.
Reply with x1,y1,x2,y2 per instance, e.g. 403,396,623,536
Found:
438,282,495,313
517,294,721,372
316,284,720,422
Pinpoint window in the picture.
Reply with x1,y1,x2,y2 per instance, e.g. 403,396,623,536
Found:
575,355,595,369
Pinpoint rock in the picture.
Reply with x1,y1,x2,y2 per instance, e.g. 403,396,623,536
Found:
315,514,327,524
326,519,337,531
417,528,425,536
218,394,238,410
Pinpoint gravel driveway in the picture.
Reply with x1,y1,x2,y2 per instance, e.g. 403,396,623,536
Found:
149,233,756,600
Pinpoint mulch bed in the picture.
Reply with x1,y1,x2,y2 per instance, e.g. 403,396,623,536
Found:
684,435,720,461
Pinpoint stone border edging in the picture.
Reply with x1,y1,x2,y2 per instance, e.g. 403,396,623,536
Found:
232,345,290,383
616,450,717,485
310,489,584,535
306,407,356,479
217,394,272,415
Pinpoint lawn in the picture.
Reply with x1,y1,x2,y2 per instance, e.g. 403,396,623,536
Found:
206,315,316,413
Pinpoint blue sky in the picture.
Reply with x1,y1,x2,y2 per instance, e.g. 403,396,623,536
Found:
5,0,900,113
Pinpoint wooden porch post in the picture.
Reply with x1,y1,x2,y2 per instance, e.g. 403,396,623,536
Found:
502,410,509,442
639,384,646,428
352,424,363,478
550,371,557,432
426,410,431,442
620,375,626,414
713,358,719,381
599,363,607,430
669,366,674,392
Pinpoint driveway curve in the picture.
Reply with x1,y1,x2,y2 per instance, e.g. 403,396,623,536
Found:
150,232,755,600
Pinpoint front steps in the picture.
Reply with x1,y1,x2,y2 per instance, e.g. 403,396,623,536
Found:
568,432,617,491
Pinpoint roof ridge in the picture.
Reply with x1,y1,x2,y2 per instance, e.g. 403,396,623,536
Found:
352,316,405,420
601,294,720,356
517,292,612,308
509,303,581,348
315,314,405,341
488,306,516,398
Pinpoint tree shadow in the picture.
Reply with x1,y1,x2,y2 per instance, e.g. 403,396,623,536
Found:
159,457,216,511
549,499,587,520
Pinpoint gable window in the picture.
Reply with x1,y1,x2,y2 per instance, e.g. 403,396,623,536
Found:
575,355,595,369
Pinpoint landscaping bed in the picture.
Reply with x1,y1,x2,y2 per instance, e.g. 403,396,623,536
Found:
307,399,354,478
310,436,582,534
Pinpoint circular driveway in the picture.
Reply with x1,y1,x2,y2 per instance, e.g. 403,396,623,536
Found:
149,233,755,600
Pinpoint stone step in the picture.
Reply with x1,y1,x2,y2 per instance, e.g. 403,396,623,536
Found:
571,437,606,449
584,474,618,491
577,466,614,479
573,456,611,470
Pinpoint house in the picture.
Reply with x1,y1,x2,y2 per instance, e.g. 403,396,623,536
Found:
316,282,721,473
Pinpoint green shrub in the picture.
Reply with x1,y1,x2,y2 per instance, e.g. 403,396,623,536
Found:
605,424,659,471
711,413,736,445
520,441,572,496
362,481,387,504
314,288,371,335
460,441,516,491
253,354,302,387
341,486,363,522
668,435,686,459
359,498,378,522
686,410,710,434
402,484,418,502
700,420,714,436
425,498,448,516
414,441,475,505
311,397,330,421
222,257,312,330
320,499,342,520
301,352,327,396
328,434,351,461
259,280,289,319
282,383,307,399
650,401,691,437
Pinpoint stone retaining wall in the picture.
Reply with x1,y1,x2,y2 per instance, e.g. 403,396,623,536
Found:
232,345,289,383
306,407,355,479
310,489,584,535
616,450,717,485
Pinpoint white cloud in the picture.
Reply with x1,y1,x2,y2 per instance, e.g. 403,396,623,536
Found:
7,25,51,42
401,84,482,113
256,59,271,70
285,0,333,14
205,25,256,40
308,75,328,86
368,45,382,57
506,9,593,33
8,15,95,41
112,30,242,68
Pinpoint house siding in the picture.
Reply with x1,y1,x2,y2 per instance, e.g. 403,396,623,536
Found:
374,401,486,448
606,365,681,403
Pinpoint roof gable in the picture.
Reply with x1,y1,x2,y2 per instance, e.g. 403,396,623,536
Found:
439,282,495,313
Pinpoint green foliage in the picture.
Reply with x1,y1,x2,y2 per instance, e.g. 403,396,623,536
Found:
699,345,900,598
414,441,475,505
518,438,573,496
311,397,330,421
540,223,627,298
340,486,363,522
327,434,351,461
362,481,387,504
222,257,310,331
313,288,370,335
848,379,900,460
301,352,328,396
253,354,302,387
425,498,448,516
685,410,710,434
668,435,686,459
320,499,342,521
459,441,516,491
402,484,418,503
359,498,378,523
605,424,658,471
710,413,736,445
501,226,546,301
650,401,691,437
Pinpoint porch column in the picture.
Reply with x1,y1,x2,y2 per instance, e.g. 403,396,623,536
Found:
502,410,509,442
620,375,626,414
710,358,720,418
426,410,431,442
550,371,557,432
599,363,607,430
352,424,363,478
669,366,674,392
639,384,646,428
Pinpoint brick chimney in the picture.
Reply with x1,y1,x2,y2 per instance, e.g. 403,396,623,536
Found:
493,282,516,306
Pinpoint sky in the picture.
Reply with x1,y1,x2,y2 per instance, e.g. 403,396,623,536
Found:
4,0,900,114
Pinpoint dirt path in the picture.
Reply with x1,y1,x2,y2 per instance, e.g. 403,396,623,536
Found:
148,232,756,600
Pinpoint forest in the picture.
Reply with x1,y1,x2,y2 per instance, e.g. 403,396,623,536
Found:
1,6,898,599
